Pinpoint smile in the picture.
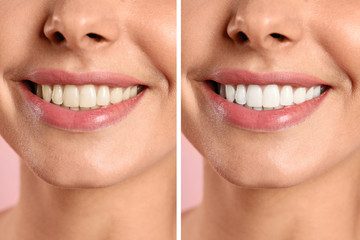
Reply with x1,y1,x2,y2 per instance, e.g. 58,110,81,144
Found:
20,69,147,131
204,69,330,131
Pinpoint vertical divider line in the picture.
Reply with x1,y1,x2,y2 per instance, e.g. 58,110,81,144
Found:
176,0,182,239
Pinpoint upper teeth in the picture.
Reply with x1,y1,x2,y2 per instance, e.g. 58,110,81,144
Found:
220,84,325,110
36,84,141,110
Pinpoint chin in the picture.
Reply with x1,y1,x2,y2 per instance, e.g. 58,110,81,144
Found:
23,150,147,189
200,141,343,189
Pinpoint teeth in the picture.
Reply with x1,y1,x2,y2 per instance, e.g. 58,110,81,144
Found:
306,87,314,101
293,87,306,104
247,85,262,107
225,85,235,102
235,84,246,105
34,84,143,111
280,85,293,106
313,86,321,98
80,85,96,108
123,87,131,101
63,85,79,107
97,86,110,106
52,85,63,105
42,85,52,102
263,84,280,108
219,83,327,111
110,87,123,104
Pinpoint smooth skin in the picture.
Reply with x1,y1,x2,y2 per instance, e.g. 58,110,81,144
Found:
182,0,360,239
0,0,176,239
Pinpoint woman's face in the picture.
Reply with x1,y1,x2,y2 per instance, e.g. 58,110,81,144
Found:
0,0,176,187
182,0,360,187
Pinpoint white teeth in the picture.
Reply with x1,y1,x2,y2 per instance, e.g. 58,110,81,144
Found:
293,87,306,104
313,86,321,98
80,85,96,108
63,85,79,107
52,85,63,105
34,83,142,111
97,86,110,106
110,87,123,104
263,84,280,108
280,85,293,106
219,83,327,111
246,85,262,107
42,85,52,102
235,84,246,105
306,87,314,101
225,85,235,102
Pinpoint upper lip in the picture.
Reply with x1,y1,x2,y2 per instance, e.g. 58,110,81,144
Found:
21,68,145,87
205,68,329,88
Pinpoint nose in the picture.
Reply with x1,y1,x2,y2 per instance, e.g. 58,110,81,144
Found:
43,0,120,51
227,1,303,50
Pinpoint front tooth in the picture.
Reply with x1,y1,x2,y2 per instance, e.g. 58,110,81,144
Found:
110,87,123,104
122,87,131,101
52,85,63,105
63,85,79,107
79,84,96,108
130,86,137,98
235,84,246,105
219,84,226,98
306,87,314,100
42,85,52,102
293,87,306,104
263,84,280,108
253,107,263,111
246,85,262,107
280,85,293,106
97,86,110,106
225,85,235,102
313,86,321,98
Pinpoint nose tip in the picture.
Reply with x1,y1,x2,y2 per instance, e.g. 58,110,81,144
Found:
227,2,303,50
43,1,120,50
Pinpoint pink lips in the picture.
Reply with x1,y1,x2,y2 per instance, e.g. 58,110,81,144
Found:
21,69,145,131
205,69,329,131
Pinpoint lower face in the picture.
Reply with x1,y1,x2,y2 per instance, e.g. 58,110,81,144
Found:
182,0,360,187
0,0,176,188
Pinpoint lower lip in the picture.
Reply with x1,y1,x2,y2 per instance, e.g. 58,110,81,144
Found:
205,84,329,131
21,84,145,131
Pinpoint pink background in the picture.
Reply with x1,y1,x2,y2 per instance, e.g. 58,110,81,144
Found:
0,136,20,211
181,134,203,211
0,134,202,212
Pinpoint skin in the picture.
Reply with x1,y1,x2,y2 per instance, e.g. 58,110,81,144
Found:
182,0,360,239
0,0,176,239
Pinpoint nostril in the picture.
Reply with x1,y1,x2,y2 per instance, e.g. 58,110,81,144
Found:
86,33,104,42
237,32,249,43
270,33,287,42
53,31,65,43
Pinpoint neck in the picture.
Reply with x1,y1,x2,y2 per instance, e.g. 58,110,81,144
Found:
192,152,360,240
10,150,176,240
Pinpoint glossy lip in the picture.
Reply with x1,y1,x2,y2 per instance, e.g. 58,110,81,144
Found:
203,69,330,131
206,68,329,88
20,69,146,131
23,68,145,87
